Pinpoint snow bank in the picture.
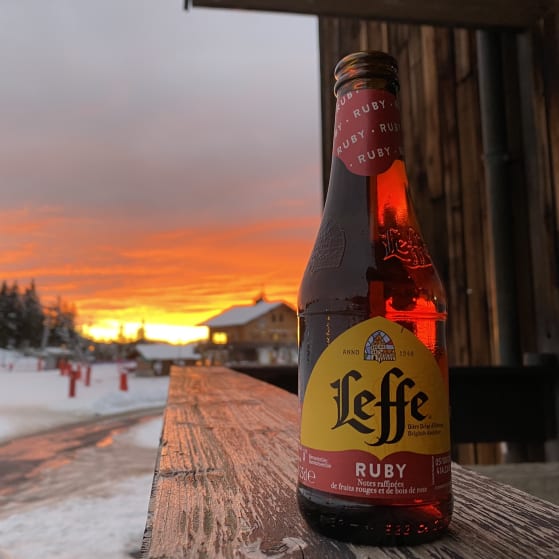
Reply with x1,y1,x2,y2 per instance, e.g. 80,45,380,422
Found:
0,354,170,559
0,360,169,443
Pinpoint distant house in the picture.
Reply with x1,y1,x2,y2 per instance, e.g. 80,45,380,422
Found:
135,342,201,376
34,346,75,370
198,297,297,366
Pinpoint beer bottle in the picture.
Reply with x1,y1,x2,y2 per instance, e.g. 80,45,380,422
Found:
297,51,452,545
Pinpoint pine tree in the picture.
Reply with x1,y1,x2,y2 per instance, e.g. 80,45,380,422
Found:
0,281,9,347
48,297,78,348
0,279,79,349
21,280,45,348
4,282,23,348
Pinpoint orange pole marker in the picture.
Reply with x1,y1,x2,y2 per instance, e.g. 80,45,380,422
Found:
119,370,128,391
69,368,77,398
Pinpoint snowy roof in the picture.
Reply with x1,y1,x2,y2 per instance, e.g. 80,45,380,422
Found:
136,343,200,361
44,347,74,355
201,300,291,328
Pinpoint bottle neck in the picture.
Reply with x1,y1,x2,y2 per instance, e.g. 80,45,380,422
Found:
325,84,427,267
326,83,410,230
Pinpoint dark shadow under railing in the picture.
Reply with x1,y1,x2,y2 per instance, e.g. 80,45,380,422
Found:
231,363,559,459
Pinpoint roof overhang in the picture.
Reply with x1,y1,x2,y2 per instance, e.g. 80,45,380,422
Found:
190,0,553,30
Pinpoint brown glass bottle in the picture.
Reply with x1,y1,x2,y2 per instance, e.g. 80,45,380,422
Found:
297,51,452,546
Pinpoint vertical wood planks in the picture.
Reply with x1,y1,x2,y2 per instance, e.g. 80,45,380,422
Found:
522,15,559,354
435,27,470,366
453,29,492,367
318,17,364,202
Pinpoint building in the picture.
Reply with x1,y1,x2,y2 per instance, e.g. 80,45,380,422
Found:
36,346,75,370
135,342,201,376
199,297,297,366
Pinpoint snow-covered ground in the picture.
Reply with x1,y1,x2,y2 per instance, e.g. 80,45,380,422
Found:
0,350,169,559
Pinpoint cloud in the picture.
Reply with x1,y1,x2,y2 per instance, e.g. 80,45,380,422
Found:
0,204,320,331
0,1,322,339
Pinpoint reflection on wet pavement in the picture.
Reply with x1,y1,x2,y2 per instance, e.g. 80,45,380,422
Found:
95,435,114,448
0,409,161,503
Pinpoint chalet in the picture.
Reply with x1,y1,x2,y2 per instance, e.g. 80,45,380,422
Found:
135,342,201,376
35,346,75,370
198,297,297,366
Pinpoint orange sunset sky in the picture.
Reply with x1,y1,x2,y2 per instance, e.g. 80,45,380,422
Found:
0,3,322,344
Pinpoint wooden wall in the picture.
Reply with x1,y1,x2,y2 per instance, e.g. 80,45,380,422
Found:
318,17,559,370
523,14,559,357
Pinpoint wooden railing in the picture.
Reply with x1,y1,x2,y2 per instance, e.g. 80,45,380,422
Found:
141,366,559,558
232,363,559,452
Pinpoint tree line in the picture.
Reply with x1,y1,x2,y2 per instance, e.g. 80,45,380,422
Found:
0,280,77,349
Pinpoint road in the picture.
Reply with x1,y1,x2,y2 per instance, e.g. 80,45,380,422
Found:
0,408,163,517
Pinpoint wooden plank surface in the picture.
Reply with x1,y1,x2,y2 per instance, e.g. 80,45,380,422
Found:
141,366,559,558
190,0,552,29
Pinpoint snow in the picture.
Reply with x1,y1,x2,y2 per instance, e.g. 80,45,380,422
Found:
0,354,169,444
117,413,164,450
0,475,154,559
0,350,169,559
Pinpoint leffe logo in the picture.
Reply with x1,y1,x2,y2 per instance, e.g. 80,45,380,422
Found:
364,330,396,364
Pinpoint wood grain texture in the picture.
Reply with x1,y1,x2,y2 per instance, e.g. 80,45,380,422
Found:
521,17,559,355
435,27,470,367
141,366,559,558
191,0,551,29
317,16,339,204
453,31,493,370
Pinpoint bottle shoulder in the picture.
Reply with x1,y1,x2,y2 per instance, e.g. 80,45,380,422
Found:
298,251,446,317
300,158,446,316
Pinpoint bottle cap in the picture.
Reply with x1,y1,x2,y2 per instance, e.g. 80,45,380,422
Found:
334,51,399,97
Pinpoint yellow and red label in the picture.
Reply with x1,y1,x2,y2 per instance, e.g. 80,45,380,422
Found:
299,316,451,501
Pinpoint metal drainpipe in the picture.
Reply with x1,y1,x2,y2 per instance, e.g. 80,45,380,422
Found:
475,30,520,366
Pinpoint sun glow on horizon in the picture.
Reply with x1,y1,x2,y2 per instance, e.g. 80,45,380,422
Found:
71,270,305,345
81,320,209,345
77,285,301,345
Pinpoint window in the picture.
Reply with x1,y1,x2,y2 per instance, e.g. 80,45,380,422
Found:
212,332,228,345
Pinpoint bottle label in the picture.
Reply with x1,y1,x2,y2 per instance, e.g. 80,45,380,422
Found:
333,89,403,176
299,316,451,501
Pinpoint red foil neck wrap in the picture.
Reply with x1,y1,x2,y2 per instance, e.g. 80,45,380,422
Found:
333,89,403,176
